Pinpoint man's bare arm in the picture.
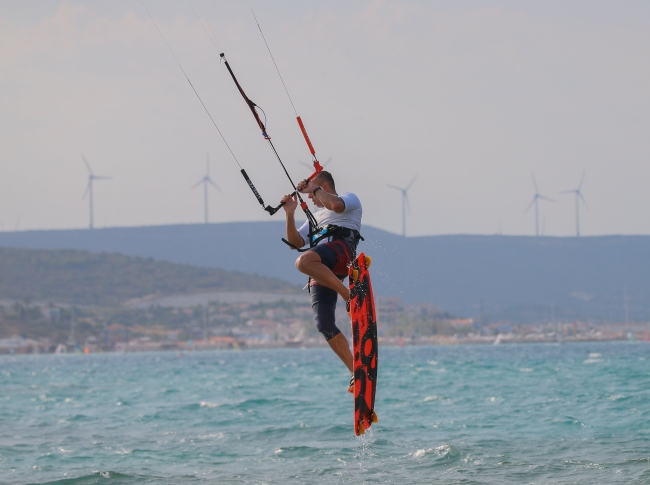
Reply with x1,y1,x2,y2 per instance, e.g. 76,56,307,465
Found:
296,179,345,213
281,193,306,250
313,189,345,213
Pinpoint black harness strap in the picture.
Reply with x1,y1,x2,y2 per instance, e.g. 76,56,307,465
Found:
283,225,364,252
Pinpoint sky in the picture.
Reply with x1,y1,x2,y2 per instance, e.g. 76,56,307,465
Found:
1,0,649,236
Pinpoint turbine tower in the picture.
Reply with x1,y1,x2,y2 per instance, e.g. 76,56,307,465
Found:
193,153,220,224
82,155,111,230
387,175,417,237
560,171,588,237
525,173,554,237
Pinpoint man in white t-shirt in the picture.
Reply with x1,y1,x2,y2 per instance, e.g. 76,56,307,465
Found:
280,171,362,391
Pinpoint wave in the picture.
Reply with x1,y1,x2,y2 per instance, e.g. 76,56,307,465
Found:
24,471,152,485
409,443,462,466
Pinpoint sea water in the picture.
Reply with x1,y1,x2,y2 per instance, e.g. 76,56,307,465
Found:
1,342,650,484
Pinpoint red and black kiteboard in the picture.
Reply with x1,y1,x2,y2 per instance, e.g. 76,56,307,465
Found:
348,252,378,436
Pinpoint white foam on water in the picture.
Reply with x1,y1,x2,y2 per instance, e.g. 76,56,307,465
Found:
199,401,222,408
411,444,451,459
197,432,226,440
519,368,533,372
412,448,432,458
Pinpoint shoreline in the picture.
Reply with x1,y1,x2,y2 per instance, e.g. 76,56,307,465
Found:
2,332,645,355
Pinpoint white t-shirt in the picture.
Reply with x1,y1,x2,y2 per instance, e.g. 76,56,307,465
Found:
297,192,363,247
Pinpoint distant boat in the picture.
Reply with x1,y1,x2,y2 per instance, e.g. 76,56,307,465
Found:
54,344,67,354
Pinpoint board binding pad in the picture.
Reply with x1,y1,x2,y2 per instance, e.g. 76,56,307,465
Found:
348,252,378,436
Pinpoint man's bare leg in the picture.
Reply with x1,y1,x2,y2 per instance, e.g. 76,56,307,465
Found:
295,251,350,301
328,332,353,373
297,251,354,391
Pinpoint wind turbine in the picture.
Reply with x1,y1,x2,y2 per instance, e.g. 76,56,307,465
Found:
82,155,111,230
193,153,220,224
387,175,417,237
525,173,555,237
299,157,332,171
560,171,588,237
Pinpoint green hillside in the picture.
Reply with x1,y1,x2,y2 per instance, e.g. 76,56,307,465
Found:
0,247,299,307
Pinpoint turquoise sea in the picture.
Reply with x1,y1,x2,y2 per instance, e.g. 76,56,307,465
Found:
2,342,650,484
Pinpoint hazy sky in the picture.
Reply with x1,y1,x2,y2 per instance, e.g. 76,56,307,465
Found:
1,1,649,236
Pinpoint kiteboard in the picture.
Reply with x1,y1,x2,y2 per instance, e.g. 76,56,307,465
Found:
348,252,378,436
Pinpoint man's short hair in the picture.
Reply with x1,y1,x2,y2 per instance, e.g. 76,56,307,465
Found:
314,170,335,191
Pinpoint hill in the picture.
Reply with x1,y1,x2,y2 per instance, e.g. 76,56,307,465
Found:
0,246,299,307
0,223,649,323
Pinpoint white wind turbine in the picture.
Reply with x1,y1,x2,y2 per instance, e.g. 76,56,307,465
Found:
525,173,555,237
299,157,332,171
560,171,588,237
387,175,417,237
82,155,111,230
193,153,220,224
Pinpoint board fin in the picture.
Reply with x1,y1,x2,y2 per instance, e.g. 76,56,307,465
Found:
351,269,359,282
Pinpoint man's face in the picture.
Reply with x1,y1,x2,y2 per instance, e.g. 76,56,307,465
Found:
308,178,326,208
308,190,325,208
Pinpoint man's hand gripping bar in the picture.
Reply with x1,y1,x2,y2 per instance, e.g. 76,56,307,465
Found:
267,161,323,214
268,115,324,214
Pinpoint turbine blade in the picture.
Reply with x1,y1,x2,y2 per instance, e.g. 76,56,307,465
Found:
406,174,417,191
82,154,93,175
206,153,210,177
559,190,575,194
387,184,403,192
94,176,111,180
531,173,539,194
405,194,411,213
192,179,204,189
579,192,589,210
538,195,556,203
299,161,312,169
322,157,333,168
208,178,221,191
524,197,536,213
82,182,90,199
578,171,586,191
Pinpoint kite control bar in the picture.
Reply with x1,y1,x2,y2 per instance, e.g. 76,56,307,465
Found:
220,52,320,229
267,154,323,215
266,116,324,214
239,117,323,216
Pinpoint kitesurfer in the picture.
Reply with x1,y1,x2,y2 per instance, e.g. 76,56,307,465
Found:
281,171,362,391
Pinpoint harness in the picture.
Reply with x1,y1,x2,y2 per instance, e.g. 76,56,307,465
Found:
283,224,364,253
